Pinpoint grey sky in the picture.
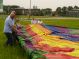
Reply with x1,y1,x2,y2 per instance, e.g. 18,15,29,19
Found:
3,0,79,11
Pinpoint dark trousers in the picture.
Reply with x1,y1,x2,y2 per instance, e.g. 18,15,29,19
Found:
12,31,19,42
4,32,19,46
5,33,13,45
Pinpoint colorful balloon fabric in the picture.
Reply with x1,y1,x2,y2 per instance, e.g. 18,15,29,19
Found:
18,24,79,59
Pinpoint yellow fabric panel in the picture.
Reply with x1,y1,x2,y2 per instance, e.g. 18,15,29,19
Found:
67,50,79,57
38,38,79,49
35,24,52,35
40,35,64,40
31,26,45,35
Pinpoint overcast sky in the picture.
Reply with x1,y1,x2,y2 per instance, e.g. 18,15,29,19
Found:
3,0,79,11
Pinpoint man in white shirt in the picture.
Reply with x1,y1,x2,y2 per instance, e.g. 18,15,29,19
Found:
4,11,18,46
31,18,38,24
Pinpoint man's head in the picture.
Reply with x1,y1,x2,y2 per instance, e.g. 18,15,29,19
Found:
10,11,16,19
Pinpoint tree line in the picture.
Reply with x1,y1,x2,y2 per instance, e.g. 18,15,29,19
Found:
56,6,79,16
3,5,79,17
3,5,52,16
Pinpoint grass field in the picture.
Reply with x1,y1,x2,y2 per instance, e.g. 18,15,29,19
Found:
43,19,79,29
0,15,79,59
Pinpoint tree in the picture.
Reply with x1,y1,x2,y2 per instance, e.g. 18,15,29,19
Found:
68,6,73,11
74,6,79,9
56,7,62,16
31,9,41,16
41,8,52,16
10,5,20,8
62,6,68,16
3,5,10,14
3,5,20,14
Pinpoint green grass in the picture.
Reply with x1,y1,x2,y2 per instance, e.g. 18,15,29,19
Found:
0,15,79,59
42,19,79,29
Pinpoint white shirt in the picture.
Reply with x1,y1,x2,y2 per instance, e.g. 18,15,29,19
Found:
38,20,43,24
4,16,15,33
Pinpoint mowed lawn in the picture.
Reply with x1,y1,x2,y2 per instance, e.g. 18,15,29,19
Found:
0,15,79,59
43,19,79,29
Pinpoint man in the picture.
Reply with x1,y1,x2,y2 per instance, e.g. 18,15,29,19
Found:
4,11,18,46
31,18,38,24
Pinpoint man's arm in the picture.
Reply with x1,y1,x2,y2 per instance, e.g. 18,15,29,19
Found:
11,25,18,32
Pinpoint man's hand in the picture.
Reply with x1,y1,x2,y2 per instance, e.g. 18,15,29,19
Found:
11,25,18,32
